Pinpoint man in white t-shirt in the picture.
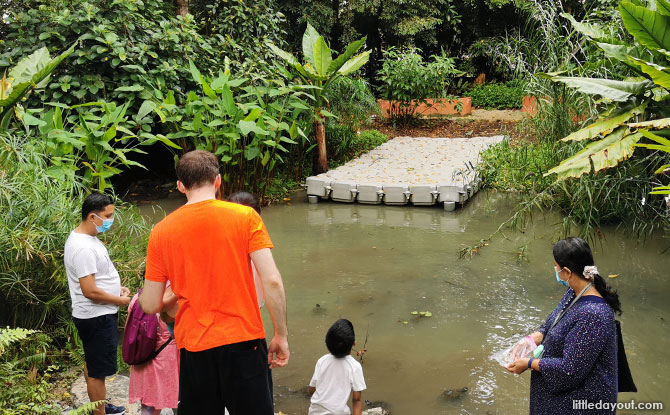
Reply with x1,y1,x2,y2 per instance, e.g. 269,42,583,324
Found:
64,193,131,415
309,319,366,415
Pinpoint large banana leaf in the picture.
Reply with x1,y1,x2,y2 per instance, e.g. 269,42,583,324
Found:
635,129,670,174
313,37,332,77
267,43,299,67
649,184,670,194
548,76,653,101
337,51,371,76
628,117,670,129
652,0,670,17
0,45,75,125
620,1,670,52
327,38,366,74
628,57,670,88
545,127,643,179
561,13,607,39
302,23,320,68
562,103,646,142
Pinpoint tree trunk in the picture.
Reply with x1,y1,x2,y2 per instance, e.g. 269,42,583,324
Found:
176,0,189,16
314,117,328,174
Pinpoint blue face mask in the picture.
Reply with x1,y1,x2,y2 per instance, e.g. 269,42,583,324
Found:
93,214,114,233
555,266,569,287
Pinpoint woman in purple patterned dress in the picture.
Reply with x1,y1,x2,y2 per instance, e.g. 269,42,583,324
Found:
508,237,619,414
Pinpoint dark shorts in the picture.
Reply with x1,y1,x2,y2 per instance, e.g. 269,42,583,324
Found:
73,313,118,379
179,338,274,415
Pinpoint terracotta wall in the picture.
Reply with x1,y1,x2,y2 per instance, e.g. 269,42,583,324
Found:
378,97,472,118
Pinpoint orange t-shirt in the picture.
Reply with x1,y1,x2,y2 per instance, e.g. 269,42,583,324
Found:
145,199,273,352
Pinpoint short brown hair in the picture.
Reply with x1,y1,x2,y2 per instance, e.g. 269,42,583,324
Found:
176,150,220,189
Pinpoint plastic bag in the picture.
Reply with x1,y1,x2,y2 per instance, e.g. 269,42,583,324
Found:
491,336,538,368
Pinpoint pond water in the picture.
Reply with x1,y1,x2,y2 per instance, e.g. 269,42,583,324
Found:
139,191,670,415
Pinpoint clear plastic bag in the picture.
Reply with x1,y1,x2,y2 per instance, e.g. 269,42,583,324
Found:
491,336,538,368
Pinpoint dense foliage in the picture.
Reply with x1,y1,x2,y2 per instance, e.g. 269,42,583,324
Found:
0,0,218,108
468,80,526,109
478,0,670,241
143,61,312,200
543,1,670,197
377,47,464,121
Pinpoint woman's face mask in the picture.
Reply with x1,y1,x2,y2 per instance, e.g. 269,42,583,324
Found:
554,265,569,287
93,213,114,233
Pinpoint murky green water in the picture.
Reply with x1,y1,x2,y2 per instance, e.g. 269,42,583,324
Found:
139,192,670,415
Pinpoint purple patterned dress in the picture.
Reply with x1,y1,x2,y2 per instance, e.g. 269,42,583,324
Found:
530,288,618,414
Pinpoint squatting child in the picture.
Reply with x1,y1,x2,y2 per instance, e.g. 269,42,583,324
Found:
308,319,366,415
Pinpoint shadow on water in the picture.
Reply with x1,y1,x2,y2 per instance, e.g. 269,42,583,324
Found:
139,191,670,415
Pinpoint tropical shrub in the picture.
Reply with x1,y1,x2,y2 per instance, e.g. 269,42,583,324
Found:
323,77,380,129
468,80,527,109
377,47,464,122
326,126,388,165
356,130,389,154
542,0,670,198
0,328,62,415
268,23,371,173
144,62,312,201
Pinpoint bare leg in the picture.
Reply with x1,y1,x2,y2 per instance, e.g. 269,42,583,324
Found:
83,363,106,415
141,404,156,415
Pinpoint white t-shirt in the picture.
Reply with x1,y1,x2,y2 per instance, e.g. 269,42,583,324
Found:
309,354,366,415
64,231,120,319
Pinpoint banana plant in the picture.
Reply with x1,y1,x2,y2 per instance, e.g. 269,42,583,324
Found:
0,45,75,132
543,1,670,195
20,101,147,191
268,23,370,173
144,60,311,201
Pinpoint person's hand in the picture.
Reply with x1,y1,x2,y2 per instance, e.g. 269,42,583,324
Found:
118,294,131,306
268,335,289,369
120,286,131,297
529,331,543,345
510,339,526,361
507,358,530,375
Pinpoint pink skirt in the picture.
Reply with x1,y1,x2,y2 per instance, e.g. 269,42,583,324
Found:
127,296,179,409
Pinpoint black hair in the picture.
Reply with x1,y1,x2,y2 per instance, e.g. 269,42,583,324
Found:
325,319,355,358
227,191,261,214
81,192,114,221
553,237,622,315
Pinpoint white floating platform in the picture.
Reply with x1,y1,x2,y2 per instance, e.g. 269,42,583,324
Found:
306,136,506,209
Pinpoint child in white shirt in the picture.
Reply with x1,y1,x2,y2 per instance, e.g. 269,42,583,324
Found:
308,319,366,415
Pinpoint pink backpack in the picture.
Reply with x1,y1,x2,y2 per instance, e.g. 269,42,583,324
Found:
122,291,172,365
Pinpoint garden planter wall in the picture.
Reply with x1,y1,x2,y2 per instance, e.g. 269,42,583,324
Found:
522,95,539,116
377,97,472,118
522,95,588,122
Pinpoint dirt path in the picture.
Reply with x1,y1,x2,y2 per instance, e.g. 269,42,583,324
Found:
369,109,530,142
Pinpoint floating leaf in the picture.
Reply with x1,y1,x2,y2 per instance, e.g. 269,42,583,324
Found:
608,274,620,278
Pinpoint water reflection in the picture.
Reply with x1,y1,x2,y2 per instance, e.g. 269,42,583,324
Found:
139,191,670,414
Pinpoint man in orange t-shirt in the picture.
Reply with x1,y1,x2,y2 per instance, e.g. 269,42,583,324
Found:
139,150,289,415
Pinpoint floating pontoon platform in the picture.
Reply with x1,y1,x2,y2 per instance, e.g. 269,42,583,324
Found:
305,136,506,210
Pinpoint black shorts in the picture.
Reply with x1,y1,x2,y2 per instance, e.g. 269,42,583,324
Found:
179,338,274,415
73,313,118,379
